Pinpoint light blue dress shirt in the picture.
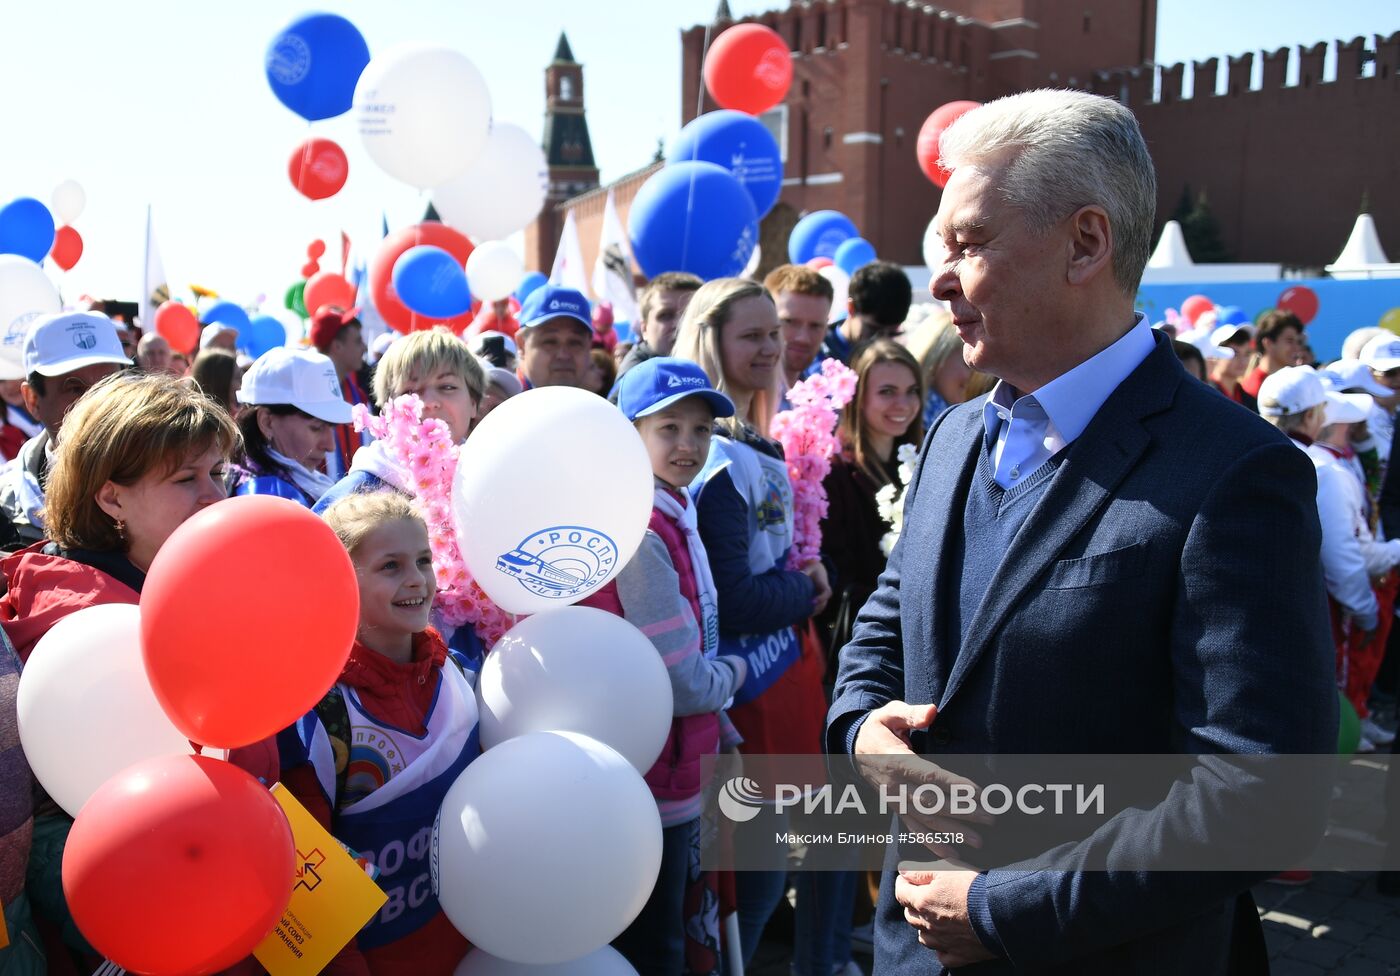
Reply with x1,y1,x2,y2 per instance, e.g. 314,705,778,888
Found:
981,314,1156,489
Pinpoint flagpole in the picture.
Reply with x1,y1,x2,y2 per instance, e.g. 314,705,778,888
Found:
143,204,152,329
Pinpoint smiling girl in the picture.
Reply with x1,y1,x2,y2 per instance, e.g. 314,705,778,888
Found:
279,492,479,975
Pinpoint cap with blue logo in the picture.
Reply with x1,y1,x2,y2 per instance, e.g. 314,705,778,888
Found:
519,285,593,334
24,311,133,378
615,357,735,421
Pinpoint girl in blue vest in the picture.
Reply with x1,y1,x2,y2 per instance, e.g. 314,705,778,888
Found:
230,348,351,507
583,357,750,976
672,278,833,971
279,492,479,975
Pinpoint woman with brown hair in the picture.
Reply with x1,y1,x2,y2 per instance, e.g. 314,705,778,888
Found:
0,371,259,972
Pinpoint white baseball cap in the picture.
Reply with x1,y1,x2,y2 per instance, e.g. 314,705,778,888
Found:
1210,323,1254,347
236,348,352,424
23,311,133,378
1361,334,1400,372
1318,359,1393,398
1322,390,1373,426
1179,327,1233,360
1258,365,1370,422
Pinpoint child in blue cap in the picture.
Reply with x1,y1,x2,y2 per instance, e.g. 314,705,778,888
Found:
582,356,748,976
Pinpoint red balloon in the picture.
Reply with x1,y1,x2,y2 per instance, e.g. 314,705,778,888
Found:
63,754,294,975
141,495,359,748
301,260,320,279
153,301,199,355
307,239,327,260
806,256,834,270
304,271,357,315
50,225,83,271
1278,285,1319,325
370,222,476,334
1181,294,1214,325
289,138,349,201
464,305,520,341
703,23,793,115
915,100,981,188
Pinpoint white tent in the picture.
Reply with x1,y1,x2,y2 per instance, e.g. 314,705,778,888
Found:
1139,219,1281,284
1327,214,1400,279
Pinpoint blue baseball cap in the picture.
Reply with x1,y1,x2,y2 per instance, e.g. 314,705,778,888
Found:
518,285,593,333
615,357,735,421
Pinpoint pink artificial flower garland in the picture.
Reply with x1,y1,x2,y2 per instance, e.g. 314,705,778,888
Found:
353,396,515,647
770,358,858,569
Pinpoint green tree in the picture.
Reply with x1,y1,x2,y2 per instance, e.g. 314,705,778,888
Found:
1170,184,1231,263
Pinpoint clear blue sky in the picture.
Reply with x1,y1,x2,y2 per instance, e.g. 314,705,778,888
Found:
1,0,1394,308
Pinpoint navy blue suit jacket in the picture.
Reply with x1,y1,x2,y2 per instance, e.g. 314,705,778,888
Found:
827,336,1336,974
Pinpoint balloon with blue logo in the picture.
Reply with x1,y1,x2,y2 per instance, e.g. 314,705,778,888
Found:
788,210,858,264
201,301,252,334
834,237,877,277
392,245,473,319
453,387,653,615
628,162,757,282
265,13,371,121
667,110,783,219
0,198,56,264
514,271,548,305
240,316,288,361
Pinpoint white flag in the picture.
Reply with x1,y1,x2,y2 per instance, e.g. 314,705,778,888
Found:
141,205,168,330
590,190,640,325
549,210,590,296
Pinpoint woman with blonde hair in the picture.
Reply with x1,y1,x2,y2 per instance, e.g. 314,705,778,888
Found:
673,278,832,967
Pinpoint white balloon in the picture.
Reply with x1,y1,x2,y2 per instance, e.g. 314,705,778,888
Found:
453,387,653,615
355,44,493,190
820,265,850,324
0,256,61,380
17,604,196,816
478,607,672,772
51,179,86,225
742,241,762,278
465,242,525,305
433,731,662,964
922,214,940,273
433,123,548,243
456,945,638,976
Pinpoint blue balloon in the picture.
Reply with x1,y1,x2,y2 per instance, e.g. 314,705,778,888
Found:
515,271,548,305
834,237,877,276
202,300,252,332
392,246,472,318
240,316,287,360
1216,305,1249,327
788,210,859,264
628,162,758,281
0,198,55,264
667,110,783,219
265,13,371,122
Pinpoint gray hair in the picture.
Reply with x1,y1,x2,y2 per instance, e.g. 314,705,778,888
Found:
938,89,1157,294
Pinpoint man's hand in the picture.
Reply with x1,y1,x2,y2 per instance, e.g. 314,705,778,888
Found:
895,869,997,969
854,701,994,857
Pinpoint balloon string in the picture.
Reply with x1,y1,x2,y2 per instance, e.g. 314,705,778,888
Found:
299,122,315,198
681,22,715,275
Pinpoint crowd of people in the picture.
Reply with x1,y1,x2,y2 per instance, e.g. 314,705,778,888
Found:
0,90,1391,976
0,251,964,975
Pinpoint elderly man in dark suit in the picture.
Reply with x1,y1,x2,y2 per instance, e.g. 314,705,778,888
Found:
826,89,1335,974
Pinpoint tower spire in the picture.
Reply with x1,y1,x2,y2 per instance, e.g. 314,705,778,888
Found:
553,32,575,63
